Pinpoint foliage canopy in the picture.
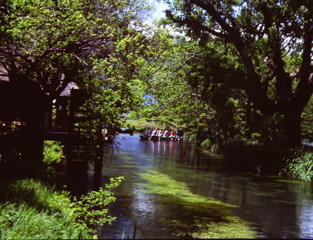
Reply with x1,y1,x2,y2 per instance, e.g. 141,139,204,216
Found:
143,0,313,146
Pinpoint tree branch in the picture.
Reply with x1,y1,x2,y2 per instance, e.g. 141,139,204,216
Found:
292,18,313,114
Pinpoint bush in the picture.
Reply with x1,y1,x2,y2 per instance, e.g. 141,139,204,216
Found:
42,140,66,182
0,203,90,239
0,177,124,239
73,176,124,230
43,140,65,165
200,139,219,154
201,139,211,149
283,149,313,182
0,179,91,239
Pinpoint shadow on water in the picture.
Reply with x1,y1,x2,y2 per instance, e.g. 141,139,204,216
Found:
97,134,313,239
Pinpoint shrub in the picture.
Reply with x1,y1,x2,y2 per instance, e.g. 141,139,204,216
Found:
43,140,65,165
201,139,211,149
73,176,124,231
0,177,124,239
0,203,90,239
42,140,66,182
283,149,313,182
200,139,219,154
0,179,90,239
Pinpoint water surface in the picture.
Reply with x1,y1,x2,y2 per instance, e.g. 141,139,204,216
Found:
99,134,313,239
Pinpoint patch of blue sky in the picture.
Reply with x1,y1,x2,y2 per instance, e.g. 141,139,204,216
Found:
145,0,167,24
143,94,157,106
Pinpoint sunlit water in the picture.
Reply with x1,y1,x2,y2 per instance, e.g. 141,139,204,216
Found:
97,134,313,239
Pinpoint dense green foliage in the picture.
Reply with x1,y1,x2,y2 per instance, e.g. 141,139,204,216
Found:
0,0,312,188
0,203,90,239
0,177,123,239
121,0,313,177
2,0,311,152
168,0,312,135
136,0,313,147
42,140,66,182
283,148,313,182
43,140,64,165
0,0,153,136
0,139,123,239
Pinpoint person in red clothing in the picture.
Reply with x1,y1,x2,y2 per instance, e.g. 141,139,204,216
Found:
169,129,175,140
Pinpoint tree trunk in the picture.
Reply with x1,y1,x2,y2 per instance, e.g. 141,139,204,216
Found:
282,114,302,146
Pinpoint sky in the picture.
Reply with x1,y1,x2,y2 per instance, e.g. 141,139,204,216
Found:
146,0,167,23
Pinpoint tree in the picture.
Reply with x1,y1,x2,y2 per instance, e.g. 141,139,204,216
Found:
132,29,201,128
137,34,250,148
164,0,313,145
0,0,151,127
0,0,156,176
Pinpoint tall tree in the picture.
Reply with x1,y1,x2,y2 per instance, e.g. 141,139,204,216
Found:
137,33,249,147
0,0,151,128
164,0,313,145
0,0,149,99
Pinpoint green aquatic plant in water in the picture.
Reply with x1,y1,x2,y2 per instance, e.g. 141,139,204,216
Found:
138,170,259,238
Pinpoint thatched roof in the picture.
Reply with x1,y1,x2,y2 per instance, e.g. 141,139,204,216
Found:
60,82,79,97
0,66,9,82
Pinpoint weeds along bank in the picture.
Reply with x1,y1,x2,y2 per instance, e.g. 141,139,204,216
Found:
0,179,92,239
0,178,123,239
282,149,313,182
0,141,123,239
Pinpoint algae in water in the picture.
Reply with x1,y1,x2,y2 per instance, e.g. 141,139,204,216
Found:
138,170,260,239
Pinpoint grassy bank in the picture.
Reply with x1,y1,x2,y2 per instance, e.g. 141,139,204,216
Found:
0,141,123,239
0,177,123,239
191,135,313,182
0,178,92,239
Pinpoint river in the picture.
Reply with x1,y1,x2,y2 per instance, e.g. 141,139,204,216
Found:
97,133,313,239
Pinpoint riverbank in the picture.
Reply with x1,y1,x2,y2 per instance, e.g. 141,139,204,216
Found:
0,176,124,239
125,118,313,182
0,178,93,239
0,140,123,239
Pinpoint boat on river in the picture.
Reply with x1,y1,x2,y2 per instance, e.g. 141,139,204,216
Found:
139,134,182,141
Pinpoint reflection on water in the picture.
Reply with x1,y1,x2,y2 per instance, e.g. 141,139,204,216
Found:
99,134,313,239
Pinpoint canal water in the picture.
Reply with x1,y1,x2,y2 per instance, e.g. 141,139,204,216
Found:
98,133,313,239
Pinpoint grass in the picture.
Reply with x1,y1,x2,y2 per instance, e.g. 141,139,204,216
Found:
137,170,260,238
0,177,123,239
0,179,92,239
0,203,89,239
0,135,122,239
